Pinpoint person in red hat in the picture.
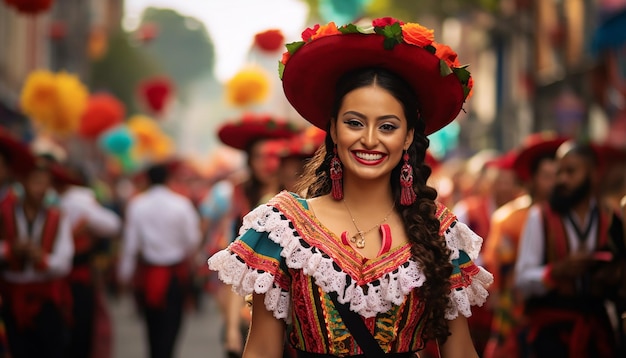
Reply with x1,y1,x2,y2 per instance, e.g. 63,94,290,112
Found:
208,18,492,358
0,129,35,200
214,113,300,357
54,163,122,358
481,133,565,358
514,141,626,357
0,157,74,358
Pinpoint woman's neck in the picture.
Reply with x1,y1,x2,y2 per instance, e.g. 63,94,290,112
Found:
341,174,395,210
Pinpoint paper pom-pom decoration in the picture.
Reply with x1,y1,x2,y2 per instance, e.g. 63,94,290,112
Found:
127,115,174,160
3,0,54,14
78,93,125,139
254,29,285,52
99,126,134,156
87,27,108,60
20,70,89,136
137,77,173,116
225,66,270,107
135,22,159,43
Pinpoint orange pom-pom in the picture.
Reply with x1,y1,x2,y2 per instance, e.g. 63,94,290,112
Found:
79,93,125,139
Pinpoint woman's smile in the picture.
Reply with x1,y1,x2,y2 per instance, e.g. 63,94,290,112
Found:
352,150,387,165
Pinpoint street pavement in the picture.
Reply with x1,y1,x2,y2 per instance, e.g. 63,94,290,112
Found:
110,293,225,358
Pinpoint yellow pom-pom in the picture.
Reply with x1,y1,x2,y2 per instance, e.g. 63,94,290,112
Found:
20,70,89,136
127,115,174,160
225,66,271,107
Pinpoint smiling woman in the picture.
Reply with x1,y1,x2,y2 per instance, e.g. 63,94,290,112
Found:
123,0,308,81
208,17,492,358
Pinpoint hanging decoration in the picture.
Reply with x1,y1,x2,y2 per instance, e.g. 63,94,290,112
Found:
99,126,136,172
78,93,125,139
137,76,174,116
87,27,108,60
134,22,159,44
20,70,89,136
3,0,54,15
126,115,174,161
254,29,285,52
225,66,271,107
318,0,372,25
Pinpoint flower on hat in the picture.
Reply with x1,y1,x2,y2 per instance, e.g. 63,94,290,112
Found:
279,17,473,101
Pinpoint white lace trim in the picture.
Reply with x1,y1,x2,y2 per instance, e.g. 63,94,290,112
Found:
443,222,494,319
208,201,493,321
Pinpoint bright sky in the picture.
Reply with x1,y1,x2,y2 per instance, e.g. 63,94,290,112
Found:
123,0,309,82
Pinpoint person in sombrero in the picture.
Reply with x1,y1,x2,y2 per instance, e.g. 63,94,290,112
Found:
208,18,492,358
214,113,300,357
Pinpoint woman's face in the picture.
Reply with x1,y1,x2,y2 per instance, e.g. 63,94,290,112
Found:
331,85,414,183
248,140,280,186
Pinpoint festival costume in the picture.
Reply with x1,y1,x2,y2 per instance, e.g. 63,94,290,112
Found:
60,185,121,358
515,202,623,357
118,184,201,358
0,186,74,358
209,191,492,356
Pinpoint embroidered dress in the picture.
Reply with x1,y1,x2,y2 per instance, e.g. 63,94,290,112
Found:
208,191,492,356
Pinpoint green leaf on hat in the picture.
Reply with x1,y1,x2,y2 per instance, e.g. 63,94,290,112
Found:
339,24,360,34
452,67,471,84
286,41,305,54
383,37,399,50
278,61,285,80
424,44,436,55
439,60,453,77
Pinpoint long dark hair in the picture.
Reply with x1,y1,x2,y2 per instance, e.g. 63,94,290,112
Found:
295,67,453,343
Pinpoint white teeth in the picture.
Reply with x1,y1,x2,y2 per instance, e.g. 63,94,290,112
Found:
355,152,383,161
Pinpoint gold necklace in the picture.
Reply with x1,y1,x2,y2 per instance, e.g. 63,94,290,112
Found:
342,199,395,249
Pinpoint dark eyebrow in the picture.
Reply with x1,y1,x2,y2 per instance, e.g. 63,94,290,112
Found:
342,111,401,121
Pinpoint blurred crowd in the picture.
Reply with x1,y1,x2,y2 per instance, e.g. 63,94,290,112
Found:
1,110,625,358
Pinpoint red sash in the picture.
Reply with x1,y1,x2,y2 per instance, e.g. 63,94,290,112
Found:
134,260,189,309
0,278,72,330
67,218,95,284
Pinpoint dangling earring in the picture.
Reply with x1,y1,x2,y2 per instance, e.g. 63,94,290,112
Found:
400,151,416,206
330,145,343,200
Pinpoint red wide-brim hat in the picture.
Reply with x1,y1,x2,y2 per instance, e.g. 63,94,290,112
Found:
217,113,300,151
281,20,472,135
514,135,569,182
0,129,35,176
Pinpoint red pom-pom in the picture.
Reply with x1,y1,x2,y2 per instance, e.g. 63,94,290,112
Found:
254,29,285,52
78,93,125,139
137,77,174,116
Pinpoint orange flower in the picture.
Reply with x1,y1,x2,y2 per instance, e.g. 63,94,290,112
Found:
433,42,460,68
281,51,291,65
310,22,341,41
401,23,434,47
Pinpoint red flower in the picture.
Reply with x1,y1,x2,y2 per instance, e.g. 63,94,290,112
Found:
301,24,320,42
372,17,404,27
433,42,460,68
280,51,291,65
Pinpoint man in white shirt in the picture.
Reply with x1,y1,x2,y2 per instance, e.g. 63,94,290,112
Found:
0,159,74,358
514,142,624,357
118,162,201,358
56,164,122,358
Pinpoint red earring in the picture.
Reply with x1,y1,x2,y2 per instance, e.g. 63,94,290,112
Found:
330,145,343,200
400,151,416,206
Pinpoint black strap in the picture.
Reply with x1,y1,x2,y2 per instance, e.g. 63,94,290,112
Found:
328,291,386,357
565,206,598,244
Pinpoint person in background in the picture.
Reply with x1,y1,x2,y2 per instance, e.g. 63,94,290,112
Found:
0,158,74,358
209,17,492,357
215,113,299,358
55,163,122,358
482,133,565,358
514,141,625,357
453,149,523,355
117,162,201,358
